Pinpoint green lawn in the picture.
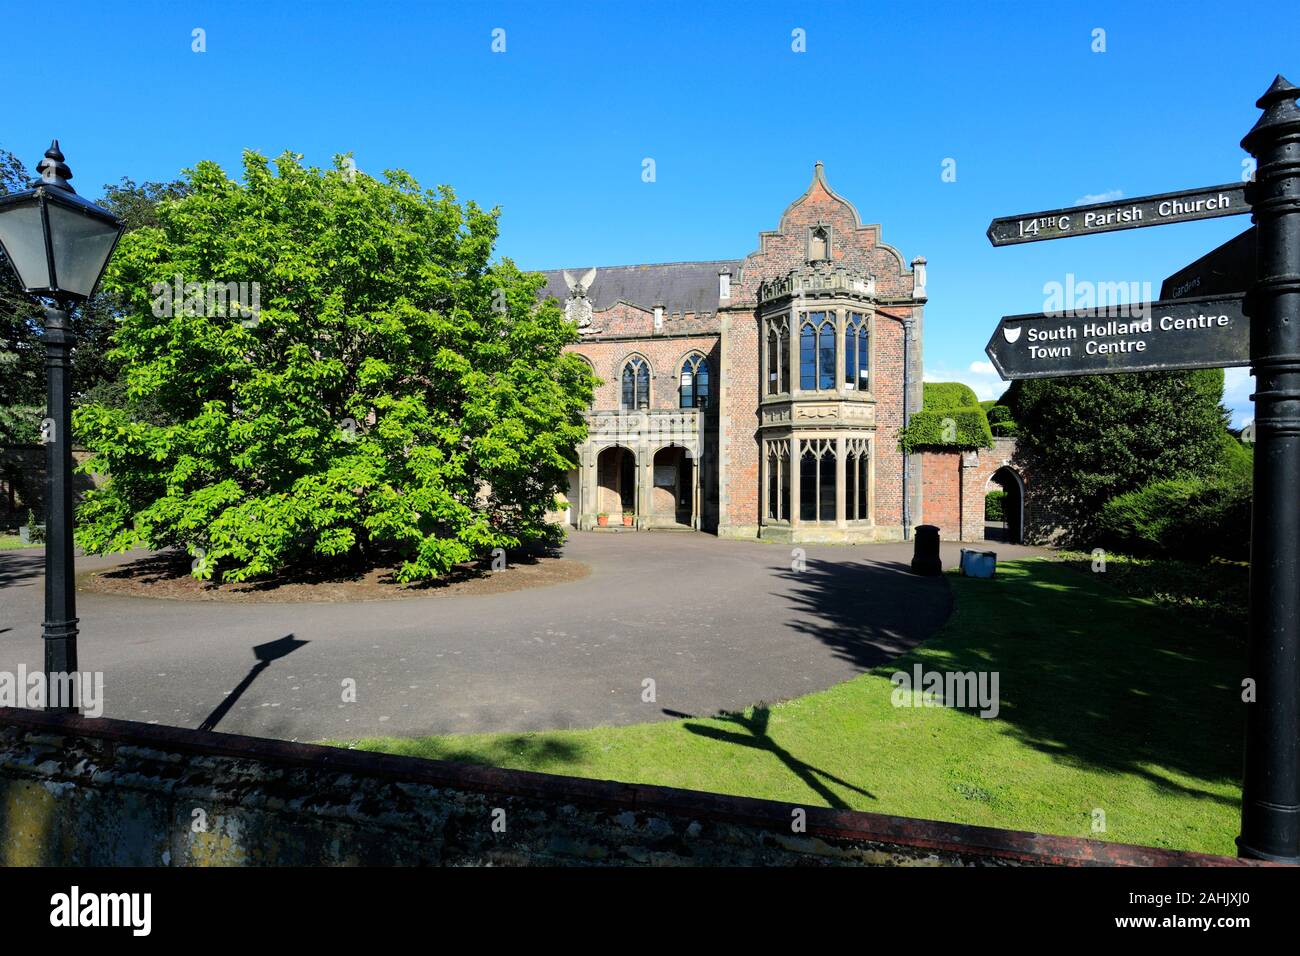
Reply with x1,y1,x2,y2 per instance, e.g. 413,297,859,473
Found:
0,534,40,551
334,558,1245,856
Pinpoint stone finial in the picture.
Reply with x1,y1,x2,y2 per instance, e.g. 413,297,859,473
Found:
36,139,75,192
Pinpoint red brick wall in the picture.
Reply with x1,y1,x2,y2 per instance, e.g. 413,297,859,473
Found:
566,330,720,411
718,309,760,530
920,450,963,538
921,439,1026,542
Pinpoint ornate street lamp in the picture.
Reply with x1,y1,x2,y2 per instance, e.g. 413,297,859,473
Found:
0,141,124,712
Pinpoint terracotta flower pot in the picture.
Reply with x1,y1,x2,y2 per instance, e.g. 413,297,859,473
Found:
596,514,609,527
622,514,634,527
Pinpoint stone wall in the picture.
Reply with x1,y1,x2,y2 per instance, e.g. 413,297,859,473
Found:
0,709,1252,867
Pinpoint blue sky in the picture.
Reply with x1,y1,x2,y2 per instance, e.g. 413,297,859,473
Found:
5,0,1294,423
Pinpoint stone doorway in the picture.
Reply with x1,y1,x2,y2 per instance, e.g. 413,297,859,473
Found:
651,447,694,526
597,446,637,518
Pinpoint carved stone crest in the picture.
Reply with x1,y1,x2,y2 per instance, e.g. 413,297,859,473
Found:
563,268,601,334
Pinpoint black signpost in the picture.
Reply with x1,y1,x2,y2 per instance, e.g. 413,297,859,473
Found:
986,76,1300,864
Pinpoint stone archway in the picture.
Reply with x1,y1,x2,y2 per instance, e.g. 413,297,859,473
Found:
985,465,1025,544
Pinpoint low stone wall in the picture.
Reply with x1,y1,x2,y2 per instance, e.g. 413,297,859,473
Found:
0,708,1254,867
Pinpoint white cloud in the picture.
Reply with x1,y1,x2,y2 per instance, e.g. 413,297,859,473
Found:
1074,188,1124,205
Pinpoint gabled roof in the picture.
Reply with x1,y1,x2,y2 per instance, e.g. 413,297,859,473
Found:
539,260,740,315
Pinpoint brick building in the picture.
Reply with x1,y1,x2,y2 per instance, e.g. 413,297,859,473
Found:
544,163,943,543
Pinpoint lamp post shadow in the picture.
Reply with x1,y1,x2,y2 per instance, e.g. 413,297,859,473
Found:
198,634,308,733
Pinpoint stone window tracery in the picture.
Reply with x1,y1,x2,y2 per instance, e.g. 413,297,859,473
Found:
679,353,710,409
799,438,837,523
621,357,650,411
845,437,870,521
766,315,790,395
765,440,791,522
844,312,870,391
799,312,837,391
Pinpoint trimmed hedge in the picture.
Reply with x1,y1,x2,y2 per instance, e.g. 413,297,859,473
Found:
899,382,994,453
923,382,981,410
986,489,1007,522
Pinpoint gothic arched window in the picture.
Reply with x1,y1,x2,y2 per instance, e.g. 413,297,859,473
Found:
766,316,790,395
799,311,837,391
621,357,650,411
679,354,709,409
844,312,869,390
799,439,837,522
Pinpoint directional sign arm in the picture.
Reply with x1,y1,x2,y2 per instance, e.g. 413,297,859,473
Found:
985,294,1249,380
986,184,1249,246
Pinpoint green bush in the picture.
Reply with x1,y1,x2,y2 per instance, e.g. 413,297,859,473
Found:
73,151,595,584
985,490,1006,522
1216,431,1253,481
899,382,993,452
1098,475,1251,561
922,382,981,410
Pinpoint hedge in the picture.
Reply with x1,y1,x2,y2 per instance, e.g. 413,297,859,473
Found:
986,489,1007,522
1097,475,1251,562
923,382,981,410
899,382,994,452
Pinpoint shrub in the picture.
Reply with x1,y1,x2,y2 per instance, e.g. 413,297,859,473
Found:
1098,475,1251,561
985,490,1007,522
899,382,994,452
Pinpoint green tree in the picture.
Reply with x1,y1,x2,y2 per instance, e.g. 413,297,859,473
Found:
1006,369,1230,540
73,150,594,583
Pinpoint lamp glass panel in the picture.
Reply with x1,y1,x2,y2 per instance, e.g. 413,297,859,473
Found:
47,202,119,298
0,202,51,290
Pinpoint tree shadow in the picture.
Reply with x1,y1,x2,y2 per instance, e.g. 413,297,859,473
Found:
674,706,875,809
861,563,1244,805
774,555,954,670
198,634,309,732
0,549,43,590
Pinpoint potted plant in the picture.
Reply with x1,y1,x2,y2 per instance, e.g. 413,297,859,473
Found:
622,510,634,527
596,512,609,527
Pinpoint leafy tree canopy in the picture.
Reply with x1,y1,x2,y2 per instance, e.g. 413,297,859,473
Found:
74,150,594,583
1006,369,1231,540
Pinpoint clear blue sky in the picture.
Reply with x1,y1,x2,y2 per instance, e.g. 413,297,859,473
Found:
6,0,1295,423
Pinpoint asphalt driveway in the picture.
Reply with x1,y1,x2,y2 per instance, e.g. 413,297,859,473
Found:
0,532,1048,741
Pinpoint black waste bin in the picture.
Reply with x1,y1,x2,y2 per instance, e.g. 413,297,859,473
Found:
910,524,942,576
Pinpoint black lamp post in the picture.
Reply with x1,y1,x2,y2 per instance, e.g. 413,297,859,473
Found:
0,141,124,712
